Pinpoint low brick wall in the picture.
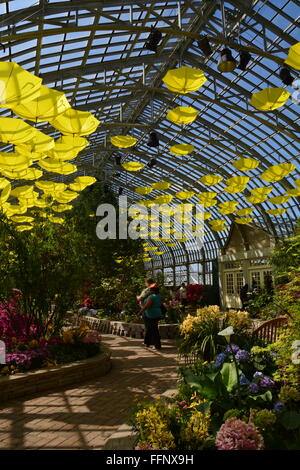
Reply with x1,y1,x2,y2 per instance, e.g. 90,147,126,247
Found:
74,315,179,340
0,348,111,404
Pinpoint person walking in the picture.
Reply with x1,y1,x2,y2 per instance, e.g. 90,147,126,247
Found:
139,284,162,350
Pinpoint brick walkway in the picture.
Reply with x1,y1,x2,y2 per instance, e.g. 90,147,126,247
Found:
0,334,178,450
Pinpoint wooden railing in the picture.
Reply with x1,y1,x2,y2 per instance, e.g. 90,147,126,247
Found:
253,316,289,343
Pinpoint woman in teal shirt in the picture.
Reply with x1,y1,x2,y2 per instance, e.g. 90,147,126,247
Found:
139,284,162,350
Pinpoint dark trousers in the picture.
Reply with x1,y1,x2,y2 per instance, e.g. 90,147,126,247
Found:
144,316,161,349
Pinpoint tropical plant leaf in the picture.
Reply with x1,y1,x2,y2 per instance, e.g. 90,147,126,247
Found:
220,362,239,392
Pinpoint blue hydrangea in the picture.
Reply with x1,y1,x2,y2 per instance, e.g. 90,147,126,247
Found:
225,343,240,354
248,383,260,394
235,349,250,362
239,373,250,385
259,376,275,388
274,401,285,412
214,352,227,368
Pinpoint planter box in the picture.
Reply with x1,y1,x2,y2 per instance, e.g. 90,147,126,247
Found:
73,315,179,340
0,348,111,404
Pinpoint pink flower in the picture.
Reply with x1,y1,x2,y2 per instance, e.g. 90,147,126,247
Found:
216,419,264,450
82,330,101,343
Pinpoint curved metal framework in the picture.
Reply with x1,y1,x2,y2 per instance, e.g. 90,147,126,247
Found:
0,0,299,279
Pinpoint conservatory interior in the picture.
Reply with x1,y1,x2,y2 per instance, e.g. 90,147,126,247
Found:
0,0,299,453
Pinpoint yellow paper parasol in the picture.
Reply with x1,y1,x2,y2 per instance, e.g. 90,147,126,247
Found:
250,87,290,111
0,118,35,144
232,158,260,171
122,161,144,172
166,106,198,125
162,66,207,93
110,135,137,148
12,85,70,122
0,62,42,109
169,143,194,155
260,163,296,182
284,42,300,70
50,108,100,136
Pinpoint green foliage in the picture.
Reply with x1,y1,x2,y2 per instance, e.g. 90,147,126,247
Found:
49,342,100,364
270,220,300,284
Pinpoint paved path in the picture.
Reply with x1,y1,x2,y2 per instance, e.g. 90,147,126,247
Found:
0,335,178,450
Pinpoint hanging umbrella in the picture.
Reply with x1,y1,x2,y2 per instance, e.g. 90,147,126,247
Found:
162,66,207,93
224,185,247,194
38,158,77,175
235,207,253,216
3,203,27,216
176,191,195,200
218,201,239,214
246,194,267,204
50,108,100,136
260,163,296,182
139,200,156,207
122,161,144,171
286,187,300,197
35,181,66,193
233,158,260,171
250,87,290,111
0,152,32,172
15,225,33,232
250,187,273,196
0,118,35,144
235,216,253,224
151,181,171,190
0,178,10,190
74,176,96,186
226,175,250,187
0,62,42,109
266,208,286,216
203,212,212,220
0,182,11,203
12,85,70,123
52,204,73,212
54,190,79,203
155,195,173,204
49,216,64,224
27,129,55,152
110,135,137,148
199,174,223,186
197,191,217,199
169,143,194,155
11,185,34,198
135,186,153,195
284,42,300,70
166,106,198,125
11,215,35,223
2,167,43,180
267,195,290,204
46,135,89,161
14,144,45,162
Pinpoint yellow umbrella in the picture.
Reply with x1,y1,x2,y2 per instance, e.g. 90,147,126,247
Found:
162,66,207,93
250,87,290,111
52,204,73,212
226,175,250,187
233,158,260,171
110,135,137,148
250,187,273,196
151,181,171,190
169,143,194,155
27,129,55,152
203,212,212,220
246,194,267,204
14,144,45,162
197,191,217,200
34,198,52,208
15,225,33,232
260,163,296,182
0,118,35,144
74,176,96,186
0,182,11,203
122,161,144,171
12,85,70,122
144,246,158,252
235,207,253,216
201,198,217,208
165,242,177,247
285,187,300,197
0,178,10,189
176,190,195,200
11,185,34,198
68,182,87,192
35,181,66,193
135,186,153,195
50,108,100,136
166,106,198,125
224,185,247,194
235,216,253,224
284,42,300,70
2,203,27,216
47,135,89,160
49,217,64,224
266,208,286,216
0,152,32,172
139,200,156,207
54,190,79,203
11,215,34,223
199,174,223,186
267,195,290,204
218,201,239,214
2,167,43,180
155,195,173,204
38,158,77,175
0,62,42,109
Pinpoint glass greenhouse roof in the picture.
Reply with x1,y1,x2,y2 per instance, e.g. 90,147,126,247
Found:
0,0,299,267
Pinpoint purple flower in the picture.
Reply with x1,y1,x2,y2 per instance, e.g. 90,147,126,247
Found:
214,352,227,367
240,373,250,385
274,401,285,412
248,383,260,394
235,350,250,362
259,376,275,388
225,344,240,354
253,371,263,379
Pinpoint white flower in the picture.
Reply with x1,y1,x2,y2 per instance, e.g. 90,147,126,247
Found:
218,326,234,343
291,340,300,351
